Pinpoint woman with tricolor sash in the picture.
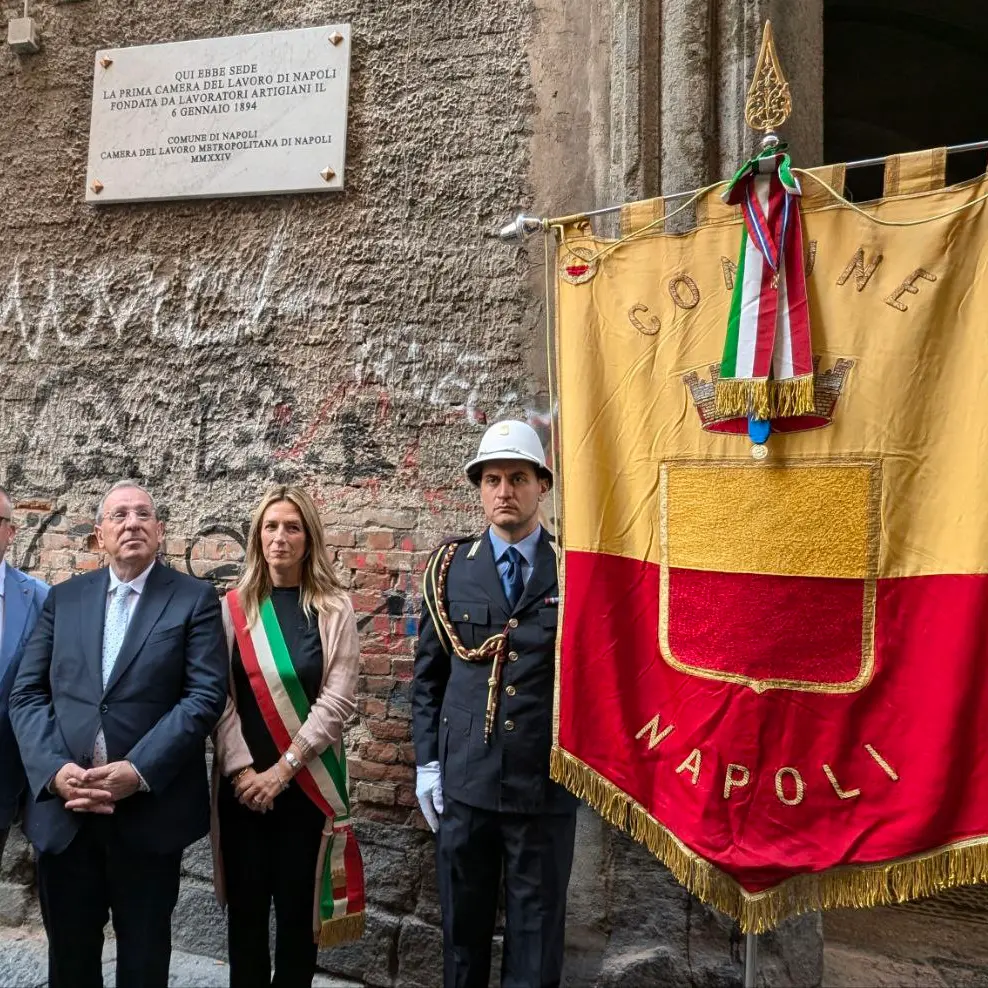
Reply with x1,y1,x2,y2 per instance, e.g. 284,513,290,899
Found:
211,485,365,987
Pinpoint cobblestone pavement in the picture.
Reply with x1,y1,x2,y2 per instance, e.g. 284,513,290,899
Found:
0,929,358,988
5,893,988,988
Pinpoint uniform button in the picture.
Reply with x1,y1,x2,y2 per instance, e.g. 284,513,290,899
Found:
462,613,469,620
100,704,108,714
508,618,519,629
443,716,448,724
508,651,519,662
504,720,515,731
505,686,516,696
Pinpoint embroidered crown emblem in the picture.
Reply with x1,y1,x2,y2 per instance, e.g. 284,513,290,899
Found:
683,356,854,435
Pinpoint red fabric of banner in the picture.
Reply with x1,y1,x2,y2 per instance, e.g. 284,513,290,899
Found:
559,549,988,892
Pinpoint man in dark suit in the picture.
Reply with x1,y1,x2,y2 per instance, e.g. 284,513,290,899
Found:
10,480,227,988
413,420,579,988
0,485,49,858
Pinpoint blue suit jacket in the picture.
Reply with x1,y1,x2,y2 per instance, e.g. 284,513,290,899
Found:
0,566,49,829
10,560,227,855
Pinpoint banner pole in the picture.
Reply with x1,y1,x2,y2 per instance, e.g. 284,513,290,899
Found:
496,137,988,241
744,932,758,988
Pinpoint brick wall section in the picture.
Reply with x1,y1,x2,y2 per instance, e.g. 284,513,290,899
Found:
8,499,482,829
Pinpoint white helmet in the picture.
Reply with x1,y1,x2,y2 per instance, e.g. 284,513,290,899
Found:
464,420,553,488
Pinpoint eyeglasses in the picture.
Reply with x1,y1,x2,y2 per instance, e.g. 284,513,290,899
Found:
104,509,155,524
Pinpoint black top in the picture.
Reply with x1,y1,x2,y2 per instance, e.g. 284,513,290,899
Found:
231,586,324,772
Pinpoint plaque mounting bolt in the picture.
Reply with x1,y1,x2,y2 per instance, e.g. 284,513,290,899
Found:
99,56,113,69
328,31,344,46
320,167,336,182
90,180,104,195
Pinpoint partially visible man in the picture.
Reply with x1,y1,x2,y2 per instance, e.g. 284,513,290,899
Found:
413,421,579,988
10,481,227,988
0,486,48,859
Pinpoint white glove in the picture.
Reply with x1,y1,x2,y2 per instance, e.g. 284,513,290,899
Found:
416,761,444,832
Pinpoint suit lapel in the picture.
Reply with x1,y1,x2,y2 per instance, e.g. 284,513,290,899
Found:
514,531,558,614
471,531,512,623
104,561,176,696
83,569,111,695
1,568,30,673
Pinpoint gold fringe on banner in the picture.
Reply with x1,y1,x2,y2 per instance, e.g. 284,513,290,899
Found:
550,747,629,829
550,744,988,933
713,376,814,421
318,911,365,948
772,374,815,417
714,379,771,420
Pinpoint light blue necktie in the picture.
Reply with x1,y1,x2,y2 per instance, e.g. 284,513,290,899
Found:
93,583,132,766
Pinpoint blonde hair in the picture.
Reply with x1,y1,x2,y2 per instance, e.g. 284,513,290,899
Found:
237,485,343,626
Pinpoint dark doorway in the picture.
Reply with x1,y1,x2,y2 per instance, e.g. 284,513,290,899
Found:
824,1,988,198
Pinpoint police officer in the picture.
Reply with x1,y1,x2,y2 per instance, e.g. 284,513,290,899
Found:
413,420,578,988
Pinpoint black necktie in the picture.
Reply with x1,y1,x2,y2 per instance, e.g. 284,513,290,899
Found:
503,546,525,610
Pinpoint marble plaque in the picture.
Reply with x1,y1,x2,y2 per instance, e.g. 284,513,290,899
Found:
85,25,351,203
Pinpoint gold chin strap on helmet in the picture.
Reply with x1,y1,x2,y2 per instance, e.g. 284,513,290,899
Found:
423,542,507,744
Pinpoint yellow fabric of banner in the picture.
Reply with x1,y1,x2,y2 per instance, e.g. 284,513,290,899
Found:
665,462,877,578
557,174,988,580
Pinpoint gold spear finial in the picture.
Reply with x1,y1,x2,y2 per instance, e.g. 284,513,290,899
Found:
744,21,792,134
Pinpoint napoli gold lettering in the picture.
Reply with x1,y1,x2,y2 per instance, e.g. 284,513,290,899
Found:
774,767,805,806
634,713,674,751
668,275,700,310
723,763,750,799
822,763,861,799
837,247,884,292
721,257,738,290
675,748,702,785
885,268,937,311
628,303,660,336
804,239,818,277
864,744,899,781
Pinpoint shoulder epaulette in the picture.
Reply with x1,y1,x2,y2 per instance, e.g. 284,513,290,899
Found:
425,534,480,567
438,533,478,548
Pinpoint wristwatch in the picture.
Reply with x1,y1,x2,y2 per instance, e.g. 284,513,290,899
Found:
283,750,302,772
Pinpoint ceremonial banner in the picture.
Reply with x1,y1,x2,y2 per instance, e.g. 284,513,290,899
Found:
551,152,988,931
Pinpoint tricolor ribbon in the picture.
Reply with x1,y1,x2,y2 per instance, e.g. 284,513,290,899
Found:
715,144,814,421
227,590,366,947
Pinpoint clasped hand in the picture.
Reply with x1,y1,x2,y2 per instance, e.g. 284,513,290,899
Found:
233,766,286,813
54,761,141,813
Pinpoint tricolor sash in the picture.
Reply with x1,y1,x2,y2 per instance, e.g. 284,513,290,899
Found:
715,143,814,421
226,590,365,947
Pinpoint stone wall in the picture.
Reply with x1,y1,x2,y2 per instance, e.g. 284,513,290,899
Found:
0,0,825,984
2,0,538,818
